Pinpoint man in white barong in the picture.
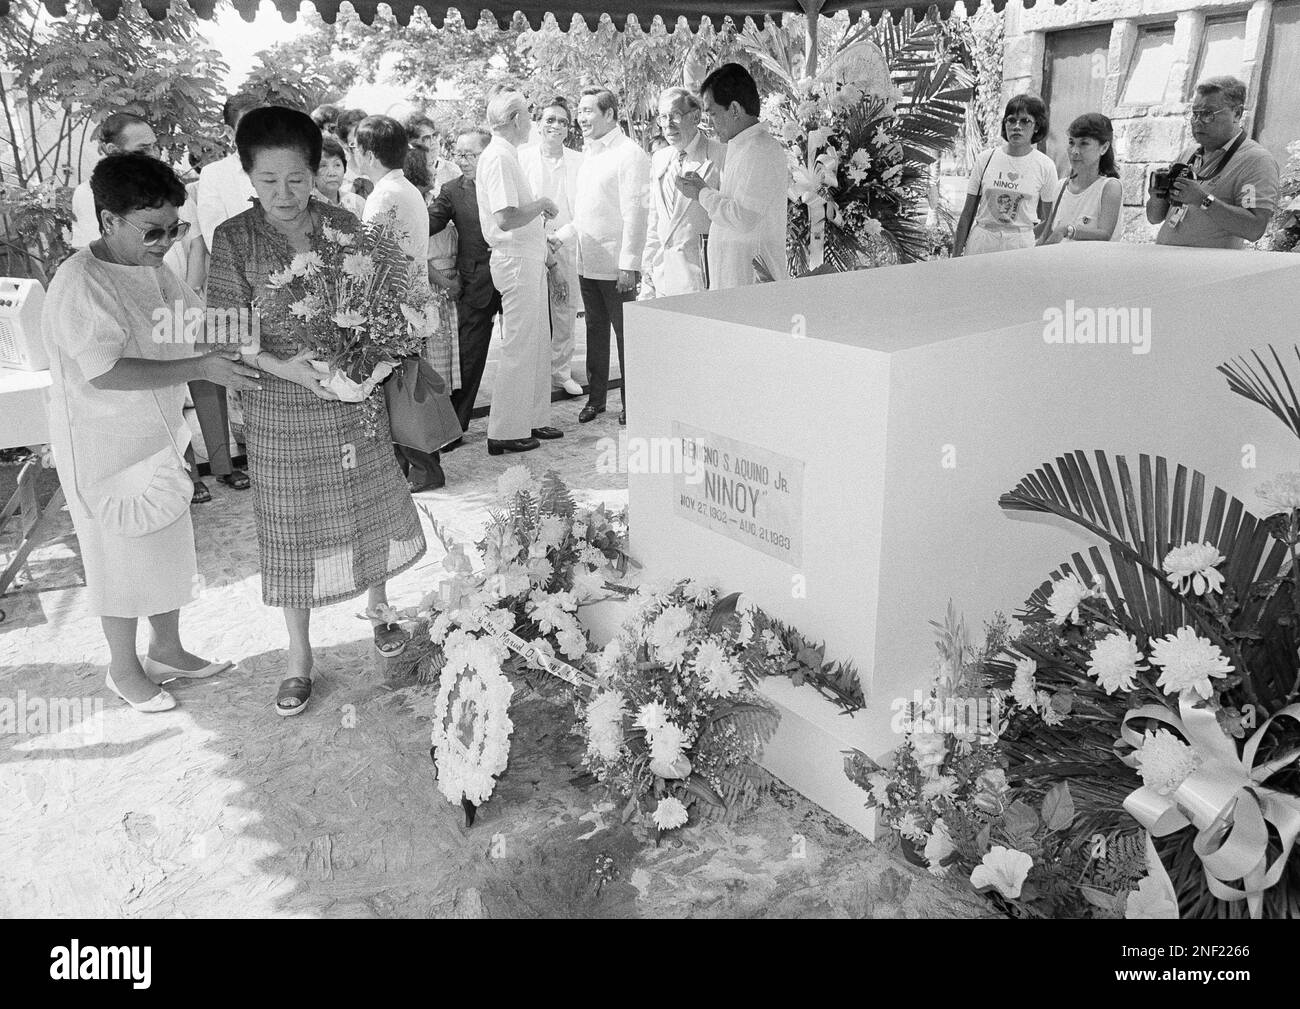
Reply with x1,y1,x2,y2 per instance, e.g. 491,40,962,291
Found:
641,87,725,298
675,63,788,290
519,97,586,397
476,89,563,456
196,92,262,254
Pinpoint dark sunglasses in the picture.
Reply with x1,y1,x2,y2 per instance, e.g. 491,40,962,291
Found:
115,215,190,247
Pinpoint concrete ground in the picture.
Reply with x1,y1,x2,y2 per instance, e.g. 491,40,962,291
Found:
0,384,989,919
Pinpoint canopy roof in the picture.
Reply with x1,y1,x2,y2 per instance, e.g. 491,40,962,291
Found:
6,0,1048,29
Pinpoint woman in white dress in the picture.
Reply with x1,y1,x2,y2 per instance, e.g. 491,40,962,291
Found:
43,153,261,711
1038,114,1124,245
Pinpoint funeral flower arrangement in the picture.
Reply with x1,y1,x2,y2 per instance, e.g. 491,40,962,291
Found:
976,345,1300,919
577,581,780,837
851,607,1176,918
256,216,437,406
370,467,630,819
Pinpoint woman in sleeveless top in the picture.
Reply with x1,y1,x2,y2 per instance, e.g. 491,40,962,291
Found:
1039,113,1124,245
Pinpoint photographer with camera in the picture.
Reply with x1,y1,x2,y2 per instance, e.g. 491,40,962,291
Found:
1147,76,1278,250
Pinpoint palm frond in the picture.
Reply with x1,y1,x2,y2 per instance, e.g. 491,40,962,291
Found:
1218,344,1300,440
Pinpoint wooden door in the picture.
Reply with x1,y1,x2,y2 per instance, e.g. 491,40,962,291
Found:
1042,26,1113,176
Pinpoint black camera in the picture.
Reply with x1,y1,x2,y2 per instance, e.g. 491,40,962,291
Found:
1151,162,1192,202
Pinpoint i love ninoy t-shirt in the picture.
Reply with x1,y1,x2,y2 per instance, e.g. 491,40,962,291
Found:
968,146,1059,232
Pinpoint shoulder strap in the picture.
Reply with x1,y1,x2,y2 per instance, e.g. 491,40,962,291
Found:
972,148,996,213
1042,178,1070,234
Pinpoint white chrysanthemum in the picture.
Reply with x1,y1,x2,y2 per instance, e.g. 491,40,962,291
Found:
1087,631,1148,694
497,465,536,500
332,309,366,329
1162,542,1226,596
288,250,323,275
288,298,313,319
896,811,928,841
867,772,892,808
652,795,689,830
648,605,693,664
536,515,567,549
692,640,743,697
1134,728,1200,795
571,565,606,601
266,266,294,288
1257,472,1300,515
681,578,717,607
596,638,624,680
1011,658,1038,710
924,817,955,874
921,775,958,802
635,702,669,735
1149,626,1233,699
649,720,687,768
584,690,626,762
341,251,376,278
557,626,588,660
1046,573,1097,624
526,589,576,634
578,544,607,569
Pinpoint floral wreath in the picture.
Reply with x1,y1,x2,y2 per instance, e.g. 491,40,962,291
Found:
429,627,515,806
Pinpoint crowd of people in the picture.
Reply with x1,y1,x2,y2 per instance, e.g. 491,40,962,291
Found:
43,61,1281,719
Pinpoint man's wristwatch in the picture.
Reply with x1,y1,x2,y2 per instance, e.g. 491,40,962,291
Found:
1200,193,1217,211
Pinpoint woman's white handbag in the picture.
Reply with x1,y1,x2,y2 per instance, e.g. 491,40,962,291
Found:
78,439,192,537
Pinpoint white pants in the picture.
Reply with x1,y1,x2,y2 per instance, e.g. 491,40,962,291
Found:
487,253,550,441
548,243,579,387
964,225,1036,256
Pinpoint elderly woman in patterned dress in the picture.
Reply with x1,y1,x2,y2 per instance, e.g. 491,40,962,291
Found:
206,106,426,717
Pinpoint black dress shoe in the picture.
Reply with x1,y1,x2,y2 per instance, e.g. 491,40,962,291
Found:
578,404,606,423
441,438,463,453
619,409,626,426
487,437,541,456
531,427,563,440
409,468,446,492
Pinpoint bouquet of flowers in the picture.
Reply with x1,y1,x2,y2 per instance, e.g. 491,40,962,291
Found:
256,217,437,404
578,579,781,838
850,606,1176,919
976,345,1300,918
1264,139,1300,253
369,467,630,821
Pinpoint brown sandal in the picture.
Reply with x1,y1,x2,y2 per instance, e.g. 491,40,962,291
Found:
275,676,313,717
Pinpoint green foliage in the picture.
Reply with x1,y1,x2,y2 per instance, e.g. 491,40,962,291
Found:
242,10,360,111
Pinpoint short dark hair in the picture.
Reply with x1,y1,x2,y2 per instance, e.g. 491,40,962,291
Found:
404,146,432,192
700,63,760,117
539,96,572,123
355,115,408,171
89,152,186,236
235,105,323,173
403,112,437,138
1067,112,1119,178
580,87,618,120
319,133,348,170
1195,75,1247,110
97,112,150,148
1001,93,1049,144
335,108,367,144
456,125,492,150
311,103,342,131
223,93,262,130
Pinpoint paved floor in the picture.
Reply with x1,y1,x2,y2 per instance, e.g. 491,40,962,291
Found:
0,396,986,918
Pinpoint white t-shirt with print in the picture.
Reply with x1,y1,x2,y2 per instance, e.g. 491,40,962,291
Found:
968,146,1059,232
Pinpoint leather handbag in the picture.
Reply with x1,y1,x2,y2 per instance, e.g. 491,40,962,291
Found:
384,356,464,454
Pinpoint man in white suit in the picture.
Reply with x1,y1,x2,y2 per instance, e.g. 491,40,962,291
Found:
641,88,725,298
519,97,585,397
476,89,562,456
